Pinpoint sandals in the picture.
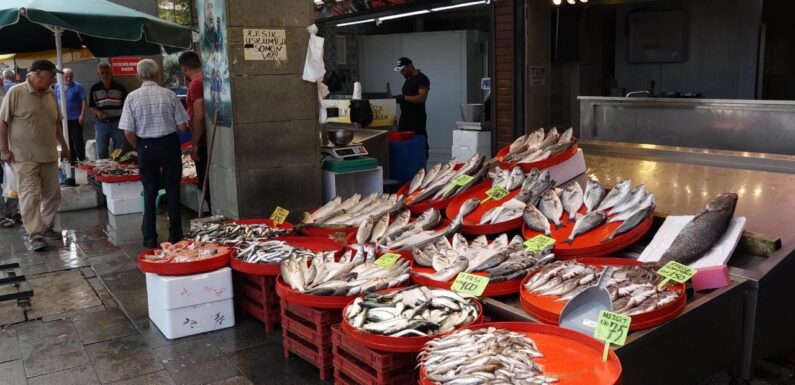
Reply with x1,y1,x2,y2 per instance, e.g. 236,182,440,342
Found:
1,218,14,228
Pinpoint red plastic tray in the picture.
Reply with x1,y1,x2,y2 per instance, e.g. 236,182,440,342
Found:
230,236,343,276
77,163,95,171
445,181,524,235
495,139,579,172
410,266,525,296
225,218,295,232
95,174,141,183
521,207,654,259
520,257,687,331
137,245,231,275
340,296,484,353
388,131,415,141
418,322,623,385
397,164,468,215
298,224,357,237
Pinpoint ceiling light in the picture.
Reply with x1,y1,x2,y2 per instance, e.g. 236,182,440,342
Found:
336,18,375,27
567,0,576,3
378,9,431,21
553,0,562,5
431,1,487,12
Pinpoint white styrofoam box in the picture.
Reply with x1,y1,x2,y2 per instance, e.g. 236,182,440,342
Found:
102,181,143,200
107,196,142,215
75,168,88,185
145,267,233,310
58,185,103,212
452,144,491,161
546,149,586,186
149,298,235,340
453,129,491,148
86,139,97,161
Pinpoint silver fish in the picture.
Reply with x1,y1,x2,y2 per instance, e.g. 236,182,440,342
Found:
505,166,525,190
356,216,375,244
558,127,574,143
609,184,647,215
660,193,738,265
595,180,632,212
408,168,425,194
583,178,606,213
369,213,389,244
609,193,656,223
523,205,551,236
607,205,654,241
566,211,606,244
539,189,563,228
421,163,444,189
561,182,584,223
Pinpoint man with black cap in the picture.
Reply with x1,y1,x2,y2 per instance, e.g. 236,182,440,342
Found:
394,57,430,158
0,60,70,251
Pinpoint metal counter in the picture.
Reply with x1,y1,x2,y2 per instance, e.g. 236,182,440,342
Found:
578,96,795,156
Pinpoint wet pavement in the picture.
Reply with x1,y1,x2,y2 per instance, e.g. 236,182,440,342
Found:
0,207,791,384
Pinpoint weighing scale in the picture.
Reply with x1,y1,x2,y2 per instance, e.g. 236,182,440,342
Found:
320,143,368,160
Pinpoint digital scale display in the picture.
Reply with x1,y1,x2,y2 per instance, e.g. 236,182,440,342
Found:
321,144,368,160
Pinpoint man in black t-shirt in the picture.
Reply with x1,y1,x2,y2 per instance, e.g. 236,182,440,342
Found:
394,57,430,158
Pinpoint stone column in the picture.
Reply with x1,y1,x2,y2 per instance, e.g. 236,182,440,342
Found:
209,0,321,219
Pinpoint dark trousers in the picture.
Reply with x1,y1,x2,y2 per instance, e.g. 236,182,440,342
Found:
67,120,86,162
195,146,210,211
399,112,428,159
137,133,182,244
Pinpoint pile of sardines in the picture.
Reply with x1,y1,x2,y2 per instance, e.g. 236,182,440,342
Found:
280,248,410,296
413,232,555,283
420,327,558,385
478,168,556,225
406,154,490,205
188,222,291,245
301,193,405,228
502,126,575,164
523,177,655,243
525,261,680,316
345,286,479,337
236,240,330,265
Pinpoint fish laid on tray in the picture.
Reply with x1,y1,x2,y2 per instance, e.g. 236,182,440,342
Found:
478,168,556,225
660,192,738,265
413,232,555,283
280,247,410,296
235,240,331,265
350,209,442,249
420,327,558,385
188,222,291,244
301,193,404,228
525,261,680,316
501,126,575,164
383,200,480,251
345,285,479,337
406,154,489,205
143,241,229,263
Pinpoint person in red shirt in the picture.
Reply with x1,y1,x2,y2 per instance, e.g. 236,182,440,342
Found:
178,52,209,209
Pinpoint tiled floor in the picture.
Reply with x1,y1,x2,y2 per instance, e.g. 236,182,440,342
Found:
0,207,790,385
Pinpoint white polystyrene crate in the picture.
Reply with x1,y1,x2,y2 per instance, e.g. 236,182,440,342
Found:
453,129,491,148
546,149,586,185
145,267,233,310
106,211,141,233
452,144,491,161
102,182,143,199
148,298,235,340
107,196,142,215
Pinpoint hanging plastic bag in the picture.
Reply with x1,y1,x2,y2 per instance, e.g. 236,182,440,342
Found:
302,24,326,82
2,162,17,199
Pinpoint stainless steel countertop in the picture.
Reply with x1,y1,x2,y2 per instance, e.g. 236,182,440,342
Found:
577,96,795,107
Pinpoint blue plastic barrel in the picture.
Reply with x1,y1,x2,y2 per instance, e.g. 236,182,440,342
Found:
389,135,426,185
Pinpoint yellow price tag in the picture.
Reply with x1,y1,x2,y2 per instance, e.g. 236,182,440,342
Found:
450,272,489,296
269,206,289,225
373,253,401,268
656,261,697,288
482,186,510,203
450,174,474,187
524,234,556,252
594,310,631,361
110,149,122,160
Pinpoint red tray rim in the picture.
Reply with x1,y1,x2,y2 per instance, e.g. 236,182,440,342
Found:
230,236,343,275
224,218,295,231
95,174,141,183
495,139,579,172
410,266,525,296
137,245,231,276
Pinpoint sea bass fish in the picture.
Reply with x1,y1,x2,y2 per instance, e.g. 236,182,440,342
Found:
660,193,738,265
607,205,654,241
539,189,563,228
523,204,551,235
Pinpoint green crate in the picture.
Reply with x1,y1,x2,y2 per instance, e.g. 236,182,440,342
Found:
322,157,378,173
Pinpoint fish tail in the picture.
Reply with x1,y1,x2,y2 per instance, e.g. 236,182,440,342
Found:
564,238,574,245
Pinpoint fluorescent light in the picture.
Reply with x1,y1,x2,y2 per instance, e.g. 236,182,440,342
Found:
431,1,487,12
553,0,562,4
336,18,375,27
378,10,430,21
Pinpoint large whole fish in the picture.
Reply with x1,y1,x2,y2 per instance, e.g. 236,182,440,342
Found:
539,189,563,228
583,178,606,213
502,126,576,164
596,180,631,212
301,193,404,228
566,211,606,244
660,193,738,265
561,182,584,223
523,204,552,235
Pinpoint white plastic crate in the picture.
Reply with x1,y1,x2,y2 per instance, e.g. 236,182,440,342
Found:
546,149,586,186
452,144,491,160
145,267,233,310
148,298,235,339
453,129,491,148
106,211,141,233
107,196,142,215
102,182,142,200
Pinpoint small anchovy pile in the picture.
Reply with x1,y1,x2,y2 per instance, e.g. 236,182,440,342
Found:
420,327,558,385
301,193,405,228
345,286,479,337
413,233,555,283
406,154,490,205
188,222,291,245
279,248,411,296
351,209,443,249
479,168,556,225
502,126,574,164
235,240,331,264
525,261,680,316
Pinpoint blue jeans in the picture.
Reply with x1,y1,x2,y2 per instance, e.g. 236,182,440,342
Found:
94,119,125,159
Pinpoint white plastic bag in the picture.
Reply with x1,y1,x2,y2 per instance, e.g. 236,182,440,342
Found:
302,24,326,82
2,162,16,198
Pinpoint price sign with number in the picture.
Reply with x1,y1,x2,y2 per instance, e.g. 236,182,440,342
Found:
482,186,510,203
594,310,631,361
450,272,489,296
270,206,289,225
374,253,401,268
450,174,474,187
110,149,122,160
656,261,696,288
524,234,556,252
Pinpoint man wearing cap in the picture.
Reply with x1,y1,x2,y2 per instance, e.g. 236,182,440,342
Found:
0,60,70,251
394,57,430,158
54,68,87,162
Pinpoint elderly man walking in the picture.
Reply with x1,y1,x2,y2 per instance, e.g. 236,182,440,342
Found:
2,70,16,94
54,68,87,162
119,59,189,248
89,62,127,159
0,60,70,251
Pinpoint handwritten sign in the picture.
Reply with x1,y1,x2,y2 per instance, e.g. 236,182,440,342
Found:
656,261,696,288
451,272,489,296
482,186,510,203
374,253,401,268
594,310,631,361
244,29,286,61
270,206,289,225
524,234,556,252
450,174,474,187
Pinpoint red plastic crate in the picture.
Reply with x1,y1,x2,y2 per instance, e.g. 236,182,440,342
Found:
333,349,418,385
239,274,280,302
331,325,416,372
243,300,281,332
281,299,342,325
235,272,281,332
283,329,333,380
282,309,333,346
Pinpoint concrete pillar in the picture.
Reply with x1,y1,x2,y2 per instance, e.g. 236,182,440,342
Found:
208,0,321,219
525,0,552,130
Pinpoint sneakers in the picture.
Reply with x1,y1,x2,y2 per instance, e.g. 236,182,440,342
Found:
26,236,47,252
42,227,62,240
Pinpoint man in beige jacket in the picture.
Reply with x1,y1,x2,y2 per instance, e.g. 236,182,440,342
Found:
0,60,70,251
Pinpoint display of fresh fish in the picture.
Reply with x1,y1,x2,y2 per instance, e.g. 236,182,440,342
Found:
607,205,654,241
558,127,573,143
539,189,563,228
144,241,230,264
235,240,328,265
305,193,404,228
187,221,291,244
369,213,389,244
595,180,631,212
609,184,647,215
566,211,606,244
502,126,576,164
408,168,425,194
408,155,486,205
583,178,606,213
356,216,375,245
609,193,656,224
660,193,738,265
505,166,525,190
422,162,444,189
561,182,584,223
523,204,552,236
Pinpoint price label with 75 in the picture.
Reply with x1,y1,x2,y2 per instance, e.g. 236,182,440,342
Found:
593,310,631,361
